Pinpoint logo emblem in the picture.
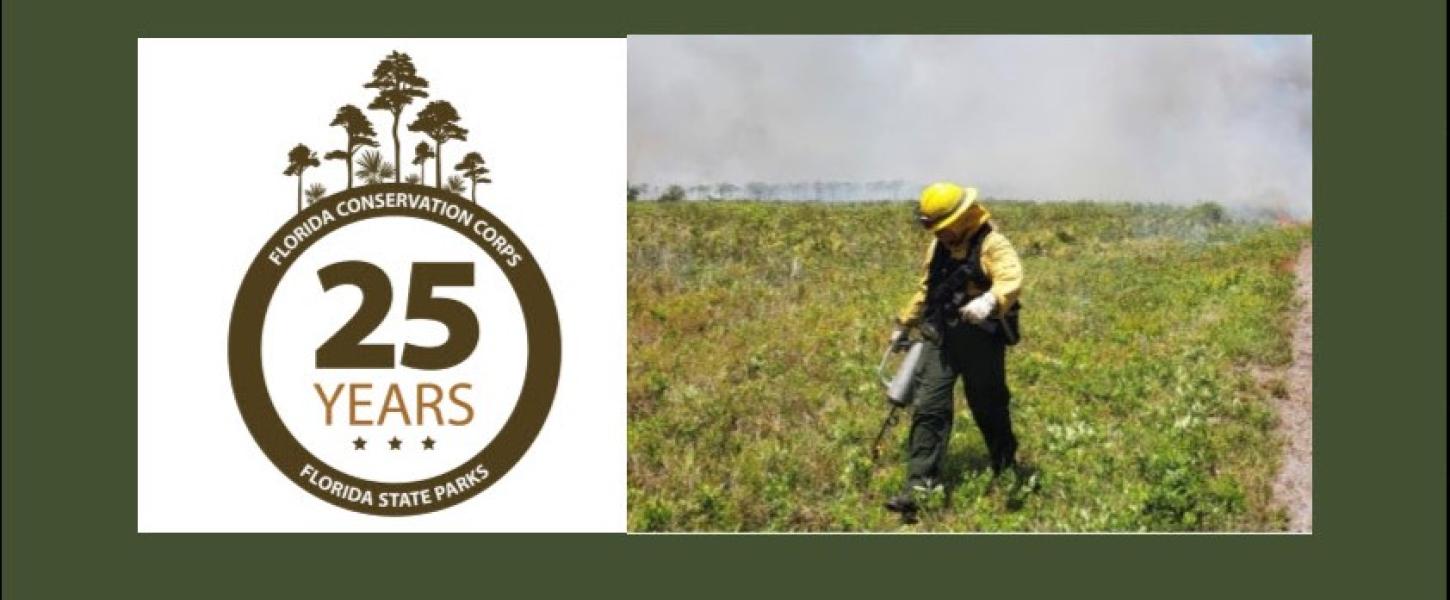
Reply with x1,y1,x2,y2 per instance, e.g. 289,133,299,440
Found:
228,52,560,516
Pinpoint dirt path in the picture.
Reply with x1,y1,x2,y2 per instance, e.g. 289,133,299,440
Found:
1273,244,1313,532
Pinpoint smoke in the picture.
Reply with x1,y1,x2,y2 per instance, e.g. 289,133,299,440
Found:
628,35,1312,217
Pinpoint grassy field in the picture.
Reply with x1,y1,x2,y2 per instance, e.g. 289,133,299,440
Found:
628,200,1310,532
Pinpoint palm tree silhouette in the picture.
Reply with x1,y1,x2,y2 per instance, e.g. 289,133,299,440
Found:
412,142,435,186
454,151,491,203
283,144,320,212
305,182,328,206
444,175,467,195
323,105,378,190
354,149,395,185
364,51,429,183
408,100,467,189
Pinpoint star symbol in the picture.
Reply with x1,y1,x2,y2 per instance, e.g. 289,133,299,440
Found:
388,436,402,450
422,437,436,450
352,437,367,450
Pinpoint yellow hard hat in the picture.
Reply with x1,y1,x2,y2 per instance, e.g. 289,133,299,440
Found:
916,182,978,232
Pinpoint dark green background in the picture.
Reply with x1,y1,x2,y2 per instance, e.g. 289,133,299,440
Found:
3,0,1444,596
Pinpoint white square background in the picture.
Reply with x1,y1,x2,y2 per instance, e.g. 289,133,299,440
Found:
138,39,626,532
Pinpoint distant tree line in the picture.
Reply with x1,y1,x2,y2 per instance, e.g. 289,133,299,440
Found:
627,180,920,203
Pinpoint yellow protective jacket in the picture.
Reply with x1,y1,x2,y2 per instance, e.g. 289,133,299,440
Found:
896,201,1023,326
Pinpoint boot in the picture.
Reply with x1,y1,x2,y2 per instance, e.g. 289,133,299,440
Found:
884,493,920,525
884,493,919,514
885,478,940,519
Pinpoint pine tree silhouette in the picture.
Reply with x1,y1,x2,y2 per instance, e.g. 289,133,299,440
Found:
364,51,429,183
283,144,321,212
412,141,436,186
323,105,378,189
455,151,491,203
408,100,468,190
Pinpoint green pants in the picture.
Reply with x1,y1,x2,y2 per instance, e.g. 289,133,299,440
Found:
906,323,1018,488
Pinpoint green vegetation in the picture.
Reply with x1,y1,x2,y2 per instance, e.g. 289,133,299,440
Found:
628,200,1310,532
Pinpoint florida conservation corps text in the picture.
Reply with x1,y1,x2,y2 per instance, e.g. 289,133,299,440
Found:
268,191,525,269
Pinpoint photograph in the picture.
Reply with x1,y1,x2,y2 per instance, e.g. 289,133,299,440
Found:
627,35,1314,532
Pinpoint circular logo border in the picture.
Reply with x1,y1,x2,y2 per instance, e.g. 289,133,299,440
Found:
229,183,561,516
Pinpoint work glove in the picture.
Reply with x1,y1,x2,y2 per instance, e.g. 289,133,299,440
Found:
889,326,912,351
959,293,997,324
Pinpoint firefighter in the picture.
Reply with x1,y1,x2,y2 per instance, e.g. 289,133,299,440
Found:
885,181,1024,518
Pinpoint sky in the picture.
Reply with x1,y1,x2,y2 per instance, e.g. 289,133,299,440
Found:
628,35,1312,216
